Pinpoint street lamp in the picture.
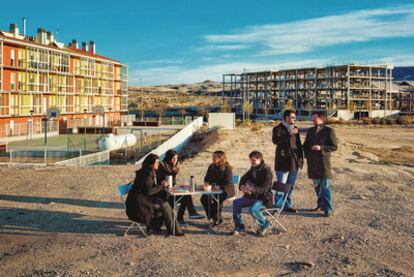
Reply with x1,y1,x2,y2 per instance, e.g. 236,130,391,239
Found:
140,77,144,121
108,107,112,126
29,109,34,140
83,108,87,150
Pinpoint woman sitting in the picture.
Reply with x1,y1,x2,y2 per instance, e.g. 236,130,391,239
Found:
126,154,184,236
201,150,235,230
157,149,205,226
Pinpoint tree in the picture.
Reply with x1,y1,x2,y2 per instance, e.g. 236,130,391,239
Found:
243,101,253,121
283,98,294,111
221,100,231,112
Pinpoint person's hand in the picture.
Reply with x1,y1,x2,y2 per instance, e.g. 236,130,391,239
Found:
311,145,321,151
246,186,255,193
290,127,298,135
162,180,169,188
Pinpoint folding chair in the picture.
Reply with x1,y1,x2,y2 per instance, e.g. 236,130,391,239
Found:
228,175,241,202
263,181,292,235
117,183,148,237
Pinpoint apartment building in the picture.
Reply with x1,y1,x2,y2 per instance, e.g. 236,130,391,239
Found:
223,64,398,119
0,23,128,128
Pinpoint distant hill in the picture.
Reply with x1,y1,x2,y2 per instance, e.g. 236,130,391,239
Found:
393,66,414,81
129,80,223,96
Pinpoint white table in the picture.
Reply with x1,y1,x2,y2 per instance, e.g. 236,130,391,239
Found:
167,188,223,236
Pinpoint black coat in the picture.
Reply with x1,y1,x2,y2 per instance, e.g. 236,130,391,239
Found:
204,164,235,198
125,168,165,225
303,125,338,179
239,161,273,208
272,123,304,172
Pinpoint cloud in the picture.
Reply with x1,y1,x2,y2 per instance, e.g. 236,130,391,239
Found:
203,5,414,56
129,58,331,85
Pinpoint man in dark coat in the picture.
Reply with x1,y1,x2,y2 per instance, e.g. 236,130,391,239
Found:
232,151,273,236
303,110,338,217
126,154,184,236
272,109,303,212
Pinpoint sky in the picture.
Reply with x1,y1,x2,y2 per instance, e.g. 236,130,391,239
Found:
2,0,414,85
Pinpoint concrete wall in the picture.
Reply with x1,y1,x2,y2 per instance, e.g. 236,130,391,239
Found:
208,113,235,129
136,117,204,166
369,110,400,118
337,110,354,121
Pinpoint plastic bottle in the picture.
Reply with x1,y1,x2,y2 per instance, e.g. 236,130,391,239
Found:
190,175,195,191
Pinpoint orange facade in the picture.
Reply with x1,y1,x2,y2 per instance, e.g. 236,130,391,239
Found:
0,32,128,126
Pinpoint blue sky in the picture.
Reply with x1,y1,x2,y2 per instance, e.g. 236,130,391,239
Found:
2,0,414,85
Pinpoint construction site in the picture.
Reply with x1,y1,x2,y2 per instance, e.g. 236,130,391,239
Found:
222,64,406,120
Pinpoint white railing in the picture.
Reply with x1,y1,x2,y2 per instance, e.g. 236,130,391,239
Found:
136,117,204,166
55,150,110,166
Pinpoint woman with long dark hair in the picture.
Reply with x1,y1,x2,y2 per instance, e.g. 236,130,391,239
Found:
157,149,205,226
201,150,235,230
126,153,184,236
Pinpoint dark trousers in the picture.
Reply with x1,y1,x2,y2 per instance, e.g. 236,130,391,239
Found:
200,192,228,223
168,195,197,221
150,191,180,233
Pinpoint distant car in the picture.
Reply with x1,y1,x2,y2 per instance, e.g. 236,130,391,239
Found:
253,117,275,123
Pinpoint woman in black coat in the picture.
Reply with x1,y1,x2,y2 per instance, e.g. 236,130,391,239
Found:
126,154,184,236
201,150,235,229
157,149,205,226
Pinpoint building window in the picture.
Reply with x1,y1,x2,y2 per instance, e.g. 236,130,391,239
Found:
11,73,16,91
11,49,15,67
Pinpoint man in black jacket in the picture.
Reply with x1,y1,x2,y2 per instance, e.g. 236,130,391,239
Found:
303,110,338,217
232,151,273,236
272,109,303,212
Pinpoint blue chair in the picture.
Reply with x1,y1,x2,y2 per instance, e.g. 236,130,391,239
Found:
117,183,148,237
230,175,240,200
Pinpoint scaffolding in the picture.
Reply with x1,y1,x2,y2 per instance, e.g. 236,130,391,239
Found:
223,64,398,118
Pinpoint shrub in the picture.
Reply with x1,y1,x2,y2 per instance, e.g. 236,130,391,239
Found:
242,120,252,127
384,117,396,125
250,123,263,132
396,115,414,125
361,117,373,125
371,117,381,125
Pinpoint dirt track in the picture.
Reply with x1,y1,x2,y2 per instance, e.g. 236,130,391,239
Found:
1,125,413,276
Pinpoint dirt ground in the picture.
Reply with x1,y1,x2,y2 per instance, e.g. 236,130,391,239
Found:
0,124,413,276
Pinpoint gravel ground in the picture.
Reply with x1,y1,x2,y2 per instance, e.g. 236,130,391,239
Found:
0,124,413,276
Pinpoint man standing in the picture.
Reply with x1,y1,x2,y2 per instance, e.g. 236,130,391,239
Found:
303,110,338,217
272,109,303,212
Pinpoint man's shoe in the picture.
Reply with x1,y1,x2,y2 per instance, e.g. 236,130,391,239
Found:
324,211,333,217
311,206,322,212
256,222,271,237
283,207,297,213
189,212,205,220
208,221,218,232
178,219,189,227
231,228,246,236
174,231,185,237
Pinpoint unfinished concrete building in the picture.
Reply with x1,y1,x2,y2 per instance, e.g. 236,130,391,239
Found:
222,64,398,119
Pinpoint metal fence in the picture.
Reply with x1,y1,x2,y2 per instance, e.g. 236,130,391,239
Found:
0,121,59,139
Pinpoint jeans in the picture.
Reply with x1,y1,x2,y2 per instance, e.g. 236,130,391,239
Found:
313,178,333,213
232,197,269,230
275,171,298,209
